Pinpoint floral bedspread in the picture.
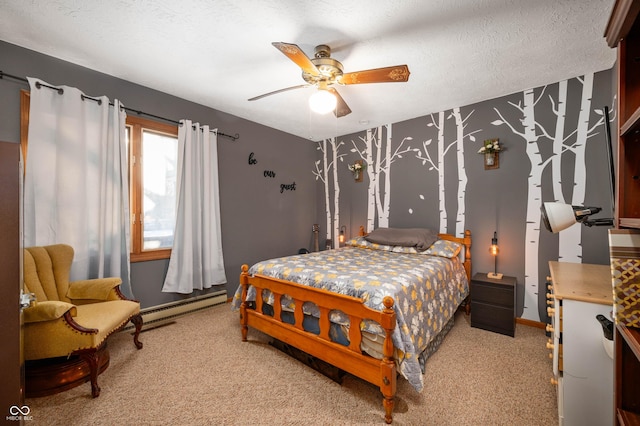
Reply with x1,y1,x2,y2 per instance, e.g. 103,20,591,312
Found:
231,246,468,392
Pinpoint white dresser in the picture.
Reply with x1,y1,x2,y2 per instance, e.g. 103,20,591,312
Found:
548,261,613,426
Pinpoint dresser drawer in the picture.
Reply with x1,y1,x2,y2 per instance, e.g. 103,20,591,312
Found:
471,300,515,336
470,274,516,308
471,281,513,307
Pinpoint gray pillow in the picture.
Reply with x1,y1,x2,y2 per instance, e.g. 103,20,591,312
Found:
364,227,438,250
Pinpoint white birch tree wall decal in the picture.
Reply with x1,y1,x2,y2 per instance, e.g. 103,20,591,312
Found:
378,125,391,227
364,128,376,232
374,127,385,227
314,140,331,246
557,73,610,262
414,108,479,235
493,88,544,321
494,73,611,321
351,124,413,231
415,112,447,232
314,137,345,248
550,73,600,262
550,80,569,257
330,137,343,249
452,107,475,237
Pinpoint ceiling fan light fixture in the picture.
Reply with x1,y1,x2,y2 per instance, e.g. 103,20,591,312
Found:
250,42,409,119
309,88,337,115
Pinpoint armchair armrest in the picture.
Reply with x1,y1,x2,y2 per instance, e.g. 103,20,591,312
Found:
67,277,122,301
23,300,77,323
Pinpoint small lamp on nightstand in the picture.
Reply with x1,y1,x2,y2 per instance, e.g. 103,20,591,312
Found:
488,231,503,279
339,225,346,245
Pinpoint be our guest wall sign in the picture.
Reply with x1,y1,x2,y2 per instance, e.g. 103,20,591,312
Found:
248,152,296,194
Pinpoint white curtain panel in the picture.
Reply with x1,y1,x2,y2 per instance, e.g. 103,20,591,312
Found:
24,78,133,298
162,120,227,294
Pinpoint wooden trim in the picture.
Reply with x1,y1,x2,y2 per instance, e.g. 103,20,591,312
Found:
516,317,545,329
0,142,22,408
618,324,640,360
63,311,99,334
619,217,640,228
20,90,30,175
126,116,178,261
620,105,640,136
114,286,140,304
604,0,640,47
131,248,171,263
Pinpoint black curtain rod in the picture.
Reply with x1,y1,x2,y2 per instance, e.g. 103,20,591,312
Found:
0,70,240,142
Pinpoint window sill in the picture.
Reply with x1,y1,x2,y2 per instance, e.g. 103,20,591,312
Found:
131,249,171,263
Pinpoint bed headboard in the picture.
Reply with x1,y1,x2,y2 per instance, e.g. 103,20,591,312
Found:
438,230,472,281
358,226,472,281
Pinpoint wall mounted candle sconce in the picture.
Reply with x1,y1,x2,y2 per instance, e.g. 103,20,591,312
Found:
348,160,365,182
478,139,501,170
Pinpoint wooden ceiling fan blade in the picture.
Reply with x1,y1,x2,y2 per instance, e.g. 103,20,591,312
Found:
272,42,320,76
328,88,352,117
340,65,410,85
248,84,310,101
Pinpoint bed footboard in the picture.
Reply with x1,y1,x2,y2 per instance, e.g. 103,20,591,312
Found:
239,264,397,424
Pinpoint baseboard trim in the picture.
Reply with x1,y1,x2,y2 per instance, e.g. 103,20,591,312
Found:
123,290,227,332
516,317,545,329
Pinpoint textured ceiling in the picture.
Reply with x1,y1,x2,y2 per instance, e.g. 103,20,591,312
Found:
0,0,616,141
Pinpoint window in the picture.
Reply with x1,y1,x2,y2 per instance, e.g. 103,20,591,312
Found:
127,116,178,262
21,91,179,262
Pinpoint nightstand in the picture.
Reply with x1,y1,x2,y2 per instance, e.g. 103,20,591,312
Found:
470,272,516,337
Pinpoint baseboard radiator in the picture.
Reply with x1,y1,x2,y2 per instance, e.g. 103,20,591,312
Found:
123,290,227,332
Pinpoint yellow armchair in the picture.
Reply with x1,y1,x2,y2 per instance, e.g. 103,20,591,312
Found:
23,244,143,397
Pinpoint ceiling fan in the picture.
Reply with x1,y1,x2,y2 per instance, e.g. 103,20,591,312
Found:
248,42,410,117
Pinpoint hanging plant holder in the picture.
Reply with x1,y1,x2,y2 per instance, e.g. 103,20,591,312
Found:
348,160,365,182
479,139,501,170
484,152,499,170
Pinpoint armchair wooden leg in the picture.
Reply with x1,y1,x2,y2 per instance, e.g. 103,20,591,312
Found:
130,314,143,349
75,348,101,398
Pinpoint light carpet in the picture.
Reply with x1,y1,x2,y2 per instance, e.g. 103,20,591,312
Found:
25,303,557,425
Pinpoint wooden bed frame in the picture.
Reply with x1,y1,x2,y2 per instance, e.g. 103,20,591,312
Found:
240,229,472,424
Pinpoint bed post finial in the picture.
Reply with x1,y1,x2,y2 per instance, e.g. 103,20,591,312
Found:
240,264,250,342
382,296,394,310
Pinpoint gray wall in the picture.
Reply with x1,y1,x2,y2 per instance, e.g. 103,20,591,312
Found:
0,40,318,308
1,40,614,321
318,69,614,322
